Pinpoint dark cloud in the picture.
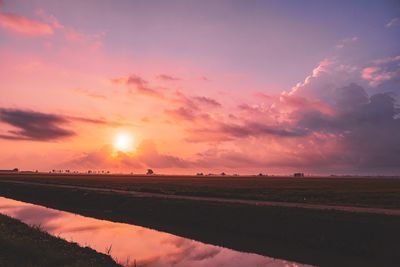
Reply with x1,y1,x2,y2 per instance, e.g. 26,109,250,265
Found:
187,121,308,143
0,108,75,141
0,108,127,141
220,122,308,138
296,84,400,170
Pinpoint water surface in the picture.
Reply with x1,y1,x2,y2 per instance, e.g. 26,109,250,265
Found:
0,196,310,267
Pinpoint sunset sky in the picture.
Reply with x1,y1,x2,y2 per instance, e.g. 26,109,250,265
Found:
0,0,399,175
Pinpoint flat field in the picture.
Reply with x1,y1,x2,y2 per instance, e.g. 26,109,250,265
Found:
1,173,399,208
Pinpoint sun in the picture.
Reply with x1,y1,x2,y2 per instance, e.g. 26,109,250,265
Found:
113,133,134,153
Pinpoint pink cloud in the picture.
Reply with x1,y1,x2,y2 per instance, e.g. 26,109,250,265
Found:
0,12,53,36
362,66,400,87
111,74,164,98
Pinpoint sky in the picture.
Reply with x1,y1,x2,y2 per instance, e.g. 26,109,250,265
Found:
0,0,399,175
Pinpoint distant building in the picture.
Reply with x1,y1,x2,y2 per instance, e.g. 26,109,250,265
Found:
294,172,304,177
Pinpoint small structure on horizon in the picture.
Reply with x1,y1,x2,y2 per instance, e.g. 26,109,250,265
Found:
294,172,305,177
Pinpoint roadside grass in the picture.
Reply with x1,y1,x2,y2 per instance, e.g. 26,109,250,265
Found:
0,213,120,267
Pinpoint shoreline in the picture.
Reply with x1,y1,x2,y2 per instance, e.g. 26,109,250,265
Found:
0,213,120,267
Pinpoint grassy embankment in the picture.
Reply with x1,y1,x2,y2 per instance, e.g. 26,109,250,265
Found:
0,179,399,267
1,173,400,208
0,213,120,267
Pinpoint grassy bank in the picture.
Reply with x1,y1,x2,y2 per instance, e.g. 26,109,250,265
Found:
1,173,399,209
0,181,399,267
0,213,120,267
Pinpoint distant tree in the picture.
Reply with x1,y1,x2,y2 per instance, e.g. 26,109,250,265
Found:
196,172,204,176
13,168,19,172
146,169,154,175
258,173,263,176
220,172,226,176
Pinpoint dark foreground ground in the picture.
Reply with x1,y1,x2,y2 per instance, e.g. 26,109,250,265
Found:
0,213,120,267
1,173,399,208
0,174,399,267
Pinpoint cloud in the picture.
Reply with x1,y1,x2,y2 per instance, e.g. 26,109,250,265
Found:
193,96,221,107
288,58,361,102
335,36,358,49
73,88,107,100
0,12,53,36
65,140,191,171
386,17,400,28
0,108,74,141
0,108,127,141
35,8,104,49
67,115,129,127
218,121,308,138
187,60,400,172
135,140,190,168
165,106,197,121
111,74,164,98
157,74,181,81
361,56,400,88
165,91,219,123
294,85,400,170
186,121,308,143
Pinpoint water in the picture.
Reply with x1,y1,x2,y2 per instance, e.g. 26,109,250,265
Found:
0,196,310,267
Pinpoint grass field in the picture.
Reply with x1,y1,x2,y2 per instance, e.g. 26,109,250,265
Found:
0,213,120,267
1,173,400,208
0,179,399,267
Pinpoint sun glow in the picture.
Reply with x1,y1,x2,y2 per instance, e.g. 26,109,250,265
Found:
113,133,134,153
